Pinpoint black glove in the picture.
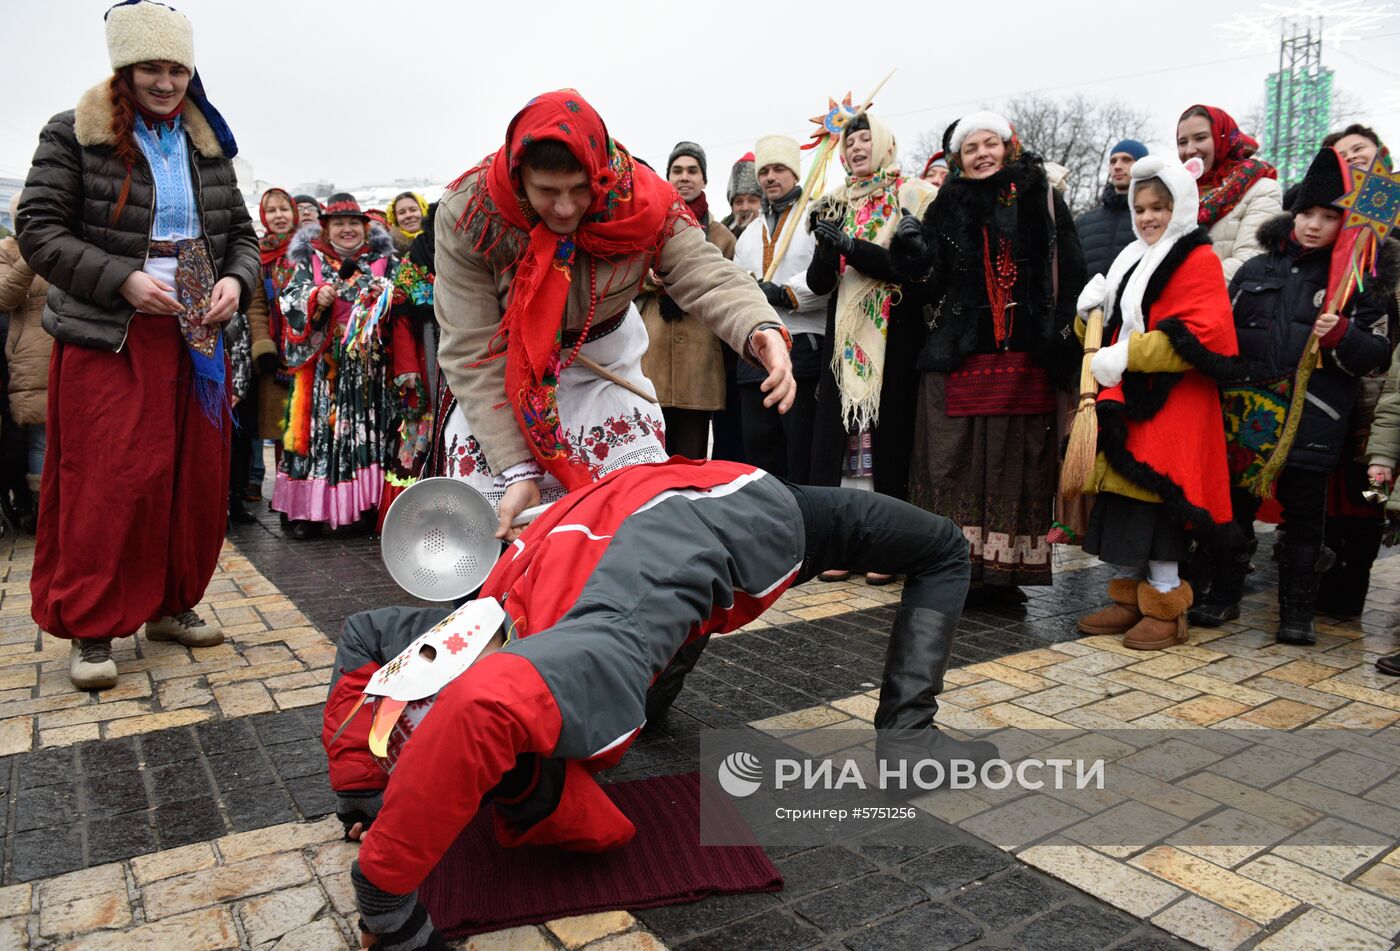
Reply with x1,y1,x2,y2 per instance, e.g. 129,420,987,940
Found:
255,351,279,375
337,789,382,840
758,281,793,310
811,219,854,255
893,208,928,260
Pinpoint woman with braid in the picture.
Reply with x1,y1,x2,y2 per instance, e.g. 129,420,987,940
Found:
15,0,257,690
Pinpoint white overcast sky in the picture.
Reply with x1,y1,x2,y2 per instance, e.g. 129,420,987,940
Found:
3,0,1398,212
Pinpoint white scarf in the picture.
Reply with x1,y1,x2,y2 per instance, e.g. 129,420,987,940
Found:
1102,157,1205,338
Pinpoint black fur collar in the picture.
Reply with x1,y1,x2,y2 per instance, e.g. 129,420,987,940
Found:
1255,214,1400,296
1107,227,1212,338
936,158,1049,221
1257,213,1293,251
1139,227,1213,313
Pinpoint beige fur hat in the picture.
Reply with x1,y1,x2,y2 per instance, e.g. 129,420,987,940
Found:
754,135,801,179
105,1,194,72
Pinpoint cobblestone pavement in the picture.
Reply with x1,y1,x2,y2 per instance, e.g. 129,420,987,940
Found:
0,487,1395,949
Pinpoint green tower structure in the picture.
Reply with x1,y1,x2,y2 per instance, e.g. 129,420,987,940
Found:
1261,16,1335,188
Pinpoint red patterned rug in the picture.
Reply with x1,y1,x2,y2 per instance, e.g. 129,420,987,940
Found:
420,770,782,938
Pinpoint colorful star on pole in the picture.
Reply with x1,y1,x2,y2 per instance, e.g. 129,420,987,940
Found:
804,93,857,149
1337,157,1400,242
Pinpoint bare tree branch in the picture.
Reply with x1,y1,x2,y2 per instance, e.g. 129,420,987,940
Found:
907,94,1153,215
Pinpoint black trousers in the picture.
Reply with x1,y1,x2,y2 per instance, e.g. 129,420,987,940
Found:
1230,466,1329,550
738,378,818,483
661,407,711,460
648,482,970,721
786,482,970,605
710,345,746,463
228,399,258,512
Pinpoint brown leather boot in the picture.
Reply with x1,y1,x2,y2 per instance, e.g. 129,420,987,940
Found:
1123,581,1193,651
1077,579,1143,636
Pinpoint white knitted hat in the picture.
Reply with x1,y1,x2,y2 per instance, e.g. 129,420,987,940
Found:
754,135,801,179
950,111,1014,154
105,1,194,72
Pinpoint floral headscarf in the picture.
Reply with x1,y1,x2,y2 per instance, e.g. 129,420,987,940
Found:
819,114,935,432
1186,105,1278,227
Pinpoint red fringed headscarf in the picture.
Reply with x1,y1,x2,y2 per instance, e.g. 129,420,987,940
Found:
453,89,696,489
1188,104,1278,227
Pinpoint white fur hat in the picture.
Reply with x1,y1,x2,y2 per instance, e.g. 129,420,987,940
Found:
1128,155,1204,242
105,1,194,72
950,111,1014,154
754,135,802,179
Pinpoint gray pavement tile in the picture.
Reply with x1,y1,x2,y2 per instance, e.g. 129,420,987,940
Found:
791,874,929,932
840,902,983,951
951,868,1074,930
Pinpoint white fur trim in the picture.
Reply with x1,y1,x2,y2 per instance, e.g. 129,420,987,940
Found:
106,1,194,71
950,112,1013,155
1100,157,1205,339
754,135,801,178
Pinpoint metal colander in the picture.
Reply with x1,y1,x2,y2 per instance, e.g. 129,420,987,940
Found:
379,478,514,602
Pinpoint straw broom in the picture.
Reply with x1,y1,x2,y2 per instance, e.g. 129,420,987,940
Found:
1061,308,1105,500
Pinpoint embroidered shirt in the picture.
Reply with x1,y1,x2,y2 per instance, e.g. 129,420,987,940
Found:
134,116,203,241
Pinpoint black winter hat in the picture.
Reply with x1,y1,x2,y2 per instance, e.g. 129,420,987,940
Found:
667,142,708,183
1291,148,1351,213
941,120,959,156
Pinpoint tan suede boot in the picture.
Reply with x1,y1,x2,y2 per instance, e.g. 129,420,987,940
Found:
1123,581,1193,651
1077,578,1143,636
145,610,224,648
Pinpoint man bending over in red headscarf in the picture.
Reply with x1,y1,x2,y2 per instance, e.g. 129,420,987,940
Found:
430,90,796,535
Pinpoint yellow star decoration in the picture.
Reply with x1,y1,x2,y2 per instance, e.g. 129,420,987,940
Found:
1337,157,1400,242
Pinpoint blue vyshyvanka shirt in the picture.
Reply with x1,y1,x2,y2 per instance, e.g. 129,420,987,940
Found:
134,114,202,241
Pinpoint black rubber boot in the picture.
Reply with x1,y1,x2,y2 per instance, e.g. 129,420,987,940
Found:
1179,541,1213,601
1187,547,1248,628
1318,518,1380,619
1277,544,1320,646
875,606,998,792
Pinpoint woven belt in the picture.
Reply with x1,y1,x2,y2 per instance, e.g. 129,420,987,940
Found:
148,238,198,259
561,309,627,350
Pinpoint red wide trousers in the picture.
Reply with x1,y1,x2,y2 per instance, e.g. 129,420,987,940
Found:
31,314,231,640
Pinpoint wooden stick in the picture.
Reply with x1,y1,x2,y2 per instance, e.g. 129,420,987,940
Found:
573,352,659,405
855,68,897,116
762,139,835,283
1246,259,1360,497
762,70,897,283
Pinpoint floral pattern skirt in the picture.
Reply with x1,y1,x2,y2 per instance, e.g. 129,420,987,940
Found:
272,340,388,528
440,305,667,510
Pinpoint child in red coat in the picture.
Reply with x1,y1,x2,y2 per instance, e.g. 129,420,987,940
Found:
1074,156,1239,649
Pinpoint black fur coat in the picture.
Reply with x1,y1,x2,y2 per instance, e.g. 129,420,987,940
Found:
895,159,1087,387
